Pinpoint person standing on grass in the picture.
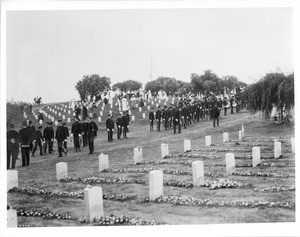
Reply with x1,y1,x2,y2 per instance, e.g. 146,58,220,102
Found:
212,103,220,127
19,121,31,166
173,106,181,134
106,114,115,142
62,122,69,154
43,122,53,154
149,108,154,131
86,117,98,154
121,112,128,138
156,107,161,131
55,120,66,157
71,117,82,151
7,123,19,169
81,119,88,147
32,125,44,157
27,120,35,153
116,113,123,139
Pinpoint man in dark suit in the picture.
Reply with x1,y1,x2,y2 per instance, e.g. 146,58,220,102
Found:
43,122,53,154
81,119,88,147
106,114,115,142
212,103,220,127
7,123,19,169
62,122,69,154
27,120,35,152
116,113,123,139
32,125,44,157
149,108,154,131
19,121,31,166
121,112,129,138
71,116,82,151
173,106,181,134
55,120,66,157
155,107,161,131
86,117,98,154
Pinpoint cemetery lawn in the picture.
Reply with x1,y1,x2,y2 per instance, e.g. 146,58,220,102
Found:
8,105,295,226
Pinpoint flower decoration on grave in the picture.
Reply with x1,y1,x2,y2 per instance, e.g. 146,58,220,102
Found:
17,209,73,220
232,171,289,178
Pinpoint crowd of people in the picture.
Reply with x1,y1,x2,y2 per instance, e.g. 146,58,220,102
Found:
148,95,242,134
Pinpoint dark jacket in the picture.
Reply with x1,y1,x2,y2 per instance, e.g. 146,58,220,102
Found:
34,129,44,142
28,125,36,142
86,121,98,136
149,111,154,121
19,127,31,146
116,117,123,127
121,115,129,127
71,121,82,135
7,130,19,149
212,105,220,118
55,125,67,142
106,118,115,130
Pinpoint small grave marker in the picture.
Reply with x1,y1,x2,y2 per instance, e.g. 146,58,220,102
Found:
84,186,104,223
205,135,211,146
274,141,282,159
192,161,205,186
149,170,163,201
225,153,235,174
56,162,68,181
133,146,143,164
184,139,191,152
161,143,169,159
223,133,229,143
99,153,109,172
7,170,18,191
252,147,261,167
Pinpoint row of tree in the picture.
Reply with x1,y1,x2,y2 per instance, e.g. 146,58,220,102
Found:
75,70,247,100
243,72,294,119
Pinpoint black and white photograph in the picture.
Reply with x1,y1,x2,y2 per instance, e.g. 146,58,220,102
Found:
1,1,299,236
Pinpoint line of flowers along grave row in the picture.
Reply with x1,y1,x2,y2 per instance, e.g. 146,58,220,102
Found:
254,185,295,192
228,141,291,147
190,147,291,154
8,187,134,201
16,208,160,226
142,196,295,209
232,171,290,178
164,153,285,160
135,159,291,168
59,176,245,189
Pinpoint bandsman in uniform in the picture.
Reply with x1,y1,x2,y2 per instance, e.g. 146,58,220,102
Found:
149,108,155,131
62,121,69,154
71,116,82,151
122,112,129,138
173,106,181,134
116,113,123,139
7,123,19,169
81,119,88,147
32,125,44,157
27,121,36,153
19,121,31,166
55,120,67,157
86,117,98,154
155,107,162,131
106,114,115,142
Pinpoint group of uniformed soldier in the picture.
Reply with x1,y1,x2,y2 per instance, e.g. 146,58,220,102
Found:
149,96,240,133
107,110,130,141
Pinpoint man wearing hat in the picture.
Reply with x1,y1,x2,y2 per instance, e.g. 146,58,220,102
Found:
173,106,181,134
7,123,19,169
71,116,82,151
32,125,44,157
155,107,161,131
81,118,88,147
55,120,66,157
106,114,115,142
212,103,220,127
122,111,129,138
19,121,31,166
116,113,123,139
149,108,154,131
86,117,98,154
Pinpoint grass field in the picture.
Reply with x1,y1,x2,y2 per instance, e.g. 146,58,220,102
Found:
7,100,295,227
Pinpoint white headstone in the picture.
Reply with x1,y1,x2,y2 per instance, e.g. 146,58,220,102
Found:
79,115,82,120
252,147,261,167
156,103,159,108
7,170,18,191
205,135,211,146
161,143,169,159
164,102,167,106
142,113,146,119
98,117,101,122
100,111,103,116
192,161,205,186
238,130,242,140
132,115,135,121
99,153,109,172
133,146,143,164
55,111,57,115
139,107,142,112
73,112,76,116
291,137,295,154
223,133,229,143
67,117,71,123
39,120,43,125
147,105,150,110
84,186,104,223
56,162,68,181
62,115,66,119
7,209,18,227
64,109,66,113
59,112,61,117
68,110,71,114
241,124,245,138
184,139,191,152
149,170,163,201
55,121,58,126
51,117,55,122
129,110,132,115
151,101,154,105
274,141,282,159
109,110,112,115
225,153,235,174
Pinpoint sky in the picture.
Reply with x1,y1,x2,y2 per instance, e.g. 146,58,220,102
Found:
5,7,293,103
